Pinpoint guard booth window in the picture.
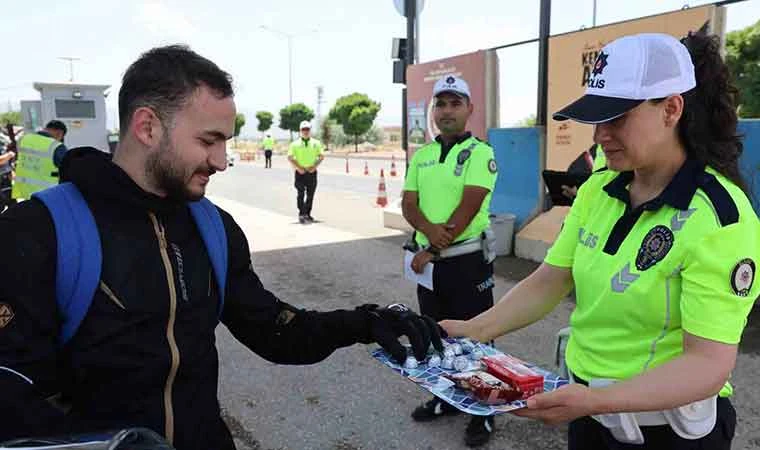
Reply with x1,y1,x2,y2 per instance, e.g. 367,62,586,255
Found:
55,99,96,118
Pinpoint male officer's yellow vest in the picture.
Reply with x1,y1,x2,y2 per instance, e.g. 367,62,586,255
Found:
12,133,60,200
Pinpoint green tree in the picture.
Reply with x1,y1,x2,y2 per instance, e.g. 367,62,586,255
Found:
727,20,760,118
329,93,381,152
319,118,333,150
0,111,21,126
279,103,315,139
362,125,385,145
516,114,536,127
255,111,273,132
328,121,350,147
233,113,246,146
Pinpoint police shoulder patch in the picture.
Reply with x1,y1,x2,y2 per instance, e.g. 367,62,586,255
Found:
635,225,674,271
730,258,755,297
488,159,498,174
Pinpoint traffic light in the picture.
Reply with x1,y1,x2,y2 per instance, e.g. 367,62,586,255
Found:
392,38,408,84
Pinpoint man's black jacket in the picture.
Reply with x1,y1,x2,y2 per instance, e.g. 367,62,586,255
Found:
0,149,374,449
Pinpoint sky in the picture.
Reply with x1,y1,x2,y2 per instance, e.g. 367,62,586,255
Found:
0,0,757,138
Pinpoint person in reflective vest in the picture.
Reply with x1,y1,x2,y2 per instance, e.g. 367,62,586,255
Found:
11,120,68,200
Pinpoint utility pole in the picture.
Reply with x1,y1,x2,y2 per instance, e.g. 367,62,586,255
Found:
316,85,325,133
58,56,81,82
402,0,417,168
536,0,552,212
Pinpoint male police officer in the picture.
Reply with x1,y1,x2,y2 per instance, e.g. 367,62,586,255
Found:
402,75,498,447
288,121,324,224
0,45,442,450
11,120,68,199
262,133,274,168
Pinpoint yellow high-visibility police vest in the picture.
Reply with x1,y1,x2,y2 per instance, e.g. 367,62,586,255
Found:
12,133,60,200
592,144,606,171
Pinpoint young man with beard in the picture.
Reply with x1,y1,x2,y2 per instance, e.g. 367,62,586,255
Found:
402,76,499,447
0,45,442,450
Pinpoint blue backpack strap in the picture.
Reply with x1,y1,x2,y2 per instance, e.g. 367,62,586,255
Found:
188,199,227,317
32,183,102,346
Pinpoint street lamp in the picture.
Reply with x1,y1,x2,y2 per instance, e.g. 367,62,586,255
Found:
259,25,318,106
58,56,81,82
260,25,294,105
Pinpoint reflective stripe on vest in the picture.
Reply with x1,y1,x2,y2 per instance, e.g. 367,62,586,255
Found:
11,133,60,200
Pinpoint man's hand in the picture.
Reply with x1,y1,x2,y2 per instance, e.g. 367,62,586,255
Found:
306,166,316,173
296,167,306,175
561,185,578,199
423,223,454,249
411,250,434,274
360,304,445,363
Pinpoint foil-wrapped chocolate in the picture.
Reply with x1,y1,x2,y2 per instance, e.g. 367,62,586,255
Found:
404,356,419,369
460,339,476,353
454,356,471,372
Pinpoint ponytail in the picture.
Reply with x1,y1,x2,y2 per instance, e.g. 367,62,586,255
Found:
678,31,747,192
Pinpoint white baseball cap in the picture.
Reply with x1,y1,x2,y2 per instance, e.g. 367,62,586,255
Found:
433,75,471,99
299,120,312,130
553,33,696,124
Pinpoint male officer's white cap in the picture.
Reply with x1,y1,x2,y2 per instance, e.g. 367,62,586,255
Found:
433,75,471,99
299,120,312,129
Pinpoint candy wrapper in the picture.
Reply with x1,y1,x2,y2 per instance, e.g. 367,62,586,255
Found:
371,337,568,416
446,371,522,404
482,354,545,399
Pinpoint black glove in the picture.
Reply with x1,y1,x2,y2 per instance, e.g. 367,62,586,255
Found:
359,303,445,363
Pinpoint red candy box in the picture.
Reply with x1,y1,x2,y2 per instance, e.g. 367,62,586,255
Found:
445,371,522,405
482,355,544,399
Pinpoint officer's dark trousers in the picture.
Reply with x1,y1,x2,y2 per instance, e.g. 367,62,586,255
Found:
417,250,494,421
265,150,272,168
417,250,494,322
568,396,736,450
294,171,317,216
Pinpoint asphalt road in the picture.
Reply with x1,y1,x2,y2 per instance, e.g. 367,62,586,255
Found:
206,157,760,450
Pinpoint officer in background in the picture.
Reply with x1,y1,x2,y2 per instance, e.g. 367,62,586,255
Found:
0,143,15,210
288,121,324,224
401,75,499,447
262,133,275,168
561,143,607,200
11,120,68,200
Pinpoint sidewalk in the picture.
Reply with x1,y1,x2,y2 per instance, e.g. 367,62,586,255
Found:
210,191,538,285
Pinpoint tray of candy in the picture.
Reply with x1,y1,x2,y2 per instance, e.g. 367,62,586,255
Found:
371,337,568,416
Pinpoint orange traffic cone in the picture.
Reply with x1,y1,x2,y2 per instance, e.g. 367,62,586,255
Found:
376,169,388,207
364,161,369,176
390,155,398,177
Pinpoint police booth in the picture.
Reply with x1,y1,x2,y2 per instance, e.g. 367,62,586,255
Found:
21,82,110,152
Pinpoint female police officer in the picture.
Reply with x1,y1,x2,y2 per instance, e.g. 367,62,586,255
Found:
441,32,760,449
